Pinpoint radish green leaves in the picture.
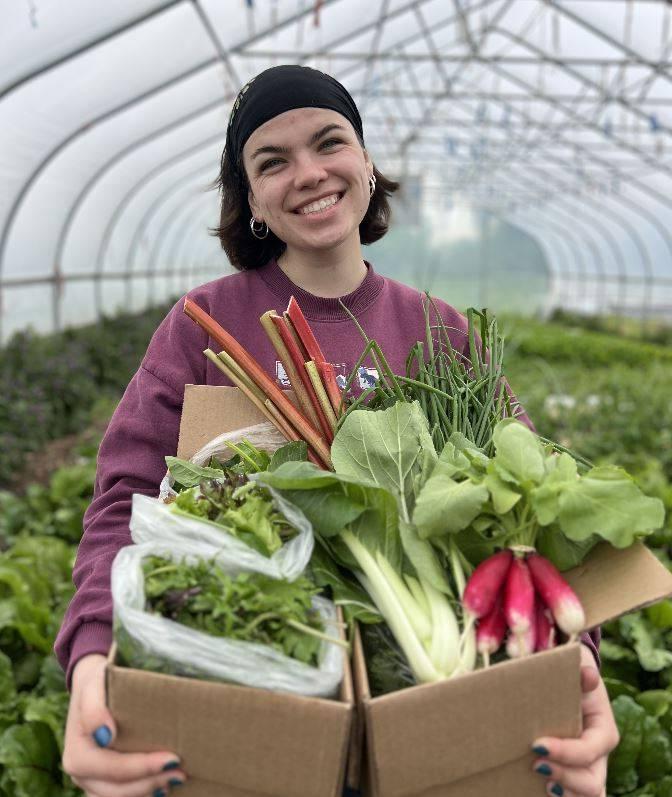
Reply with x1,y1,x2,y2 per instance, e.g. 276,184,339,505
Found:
413,416,664,567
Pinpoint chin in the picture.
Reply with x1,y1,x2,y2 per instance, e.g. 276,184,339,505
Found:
294,228,358,252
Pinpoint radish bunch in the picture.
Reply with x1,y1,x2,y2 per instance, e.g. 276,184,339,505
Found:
462,549,585,665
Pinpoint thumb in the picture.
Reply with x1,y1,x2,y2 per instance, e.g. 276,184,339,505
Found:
580,664,600,694
76,660,117,748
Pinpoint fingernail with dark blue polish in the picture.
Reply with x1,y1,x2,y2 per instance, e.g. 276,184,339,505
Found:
92,725,112,748
169,779,184,787
162,761,180,771
535,763,552,776
532,744,549,756
551,784,564,796
153,789,166,797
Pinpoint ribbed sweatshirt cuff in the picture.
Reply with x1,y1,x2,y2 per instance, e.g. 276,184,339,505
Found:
580,629,601,670
65,621,113,692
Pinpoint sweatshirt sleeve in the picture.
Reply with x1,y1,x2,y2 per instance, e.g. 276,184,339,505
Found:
54,297,208,690
581,628,601,669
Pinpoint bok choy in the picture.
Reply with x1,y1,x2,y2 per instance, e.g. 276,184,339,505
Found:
256,401,477,683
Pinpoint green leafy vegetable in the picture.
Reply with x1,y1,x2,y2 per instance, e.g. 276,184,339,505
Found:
412,417,664,566
609,696,647,795
619,615,672,672
269,441,308,471
331,401,436,521
556,466,665,547
638,715,672,784
140,555,327,666
164,458,225,489
258,438,468,684
0,722,59,797
172,475,296,557
413,472,488,538
308,546,380,626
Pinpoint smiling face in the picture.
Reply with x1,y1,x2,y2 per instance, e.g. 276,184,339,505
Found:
242,107,373,257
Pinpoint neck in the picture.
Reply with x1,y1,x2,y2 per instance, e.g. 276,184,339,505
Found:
277,237,367,298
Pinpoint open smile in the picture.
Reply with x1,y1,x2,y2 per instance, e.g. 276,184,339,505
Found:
294,192,344,217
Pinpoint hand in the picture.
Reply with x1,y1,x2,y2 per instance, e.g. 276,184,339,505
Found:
530,645,619,797
62,653,188,797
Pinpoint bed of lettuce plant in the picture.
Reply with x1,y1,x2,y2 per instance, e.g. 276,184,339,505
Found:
0,469,90,795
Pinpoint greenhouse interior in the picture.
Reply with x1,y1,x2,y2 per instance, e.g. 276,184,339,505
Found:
1,3,672,797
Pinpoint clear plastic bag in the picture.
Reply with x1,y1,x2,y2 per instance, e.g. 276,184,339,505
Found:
144,421,313,580
158,421,286,502
111,539,344,698
129,491,314,582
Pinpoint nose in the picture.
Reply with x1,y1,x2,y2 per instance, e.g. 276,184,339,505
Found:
293,151,328,190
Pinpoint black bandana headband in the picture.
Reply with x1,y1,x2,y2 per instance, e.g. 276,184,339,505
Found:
226,65,364,180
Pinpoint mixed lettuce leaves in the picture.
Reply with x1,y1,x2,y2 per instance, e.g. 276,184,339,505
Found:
139,555,325,667
165,440,308,557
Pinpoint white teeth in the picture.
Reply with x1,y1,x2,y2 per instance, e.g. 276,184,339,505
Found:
299,194,339,215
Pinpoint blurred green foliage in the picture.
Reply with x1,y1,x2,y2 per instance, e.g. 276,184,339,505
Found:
0,300,175,488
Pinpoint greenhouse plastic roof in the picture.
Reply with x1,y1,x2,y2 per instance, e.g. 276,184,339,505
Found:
2,0,672,340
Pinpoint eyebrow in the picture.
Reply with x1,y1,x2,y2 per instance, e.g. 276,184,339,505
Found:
251,123,347,160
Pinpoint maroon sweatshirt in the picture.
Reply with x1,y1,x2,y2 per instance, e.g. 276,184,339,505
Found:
54,259,598,687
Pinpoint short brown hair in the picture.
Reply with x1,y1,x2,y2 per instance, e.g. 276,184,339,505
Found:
211,144,400,271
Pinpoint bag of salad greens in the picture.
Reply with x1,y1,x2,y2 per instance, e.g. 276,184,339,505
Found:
111,538,344,698
134,423,314,580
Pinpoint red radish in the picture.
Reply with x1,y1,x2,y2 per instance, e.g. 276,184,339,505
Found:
476,596,506,666
506,623,536,658
526,553,585,636
463,549,513,619
503,556,535,636
535,601,556,652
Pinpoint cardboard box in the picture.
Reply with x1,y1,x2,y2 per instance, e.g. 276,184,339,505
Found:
107,385,672,797
354,542,672,797
107,648,353,797
106,385,354,797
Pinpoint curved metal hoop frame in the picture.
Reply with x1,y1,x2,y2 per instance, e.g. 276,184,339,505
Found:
250,217,269,239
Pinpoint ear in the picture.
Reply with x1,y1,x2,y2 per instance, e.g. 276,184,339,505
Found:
248,188,261,221
363,148,373,177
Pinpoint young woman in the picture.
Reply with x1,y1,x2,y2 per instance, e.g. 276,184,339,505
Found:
57,65,618,797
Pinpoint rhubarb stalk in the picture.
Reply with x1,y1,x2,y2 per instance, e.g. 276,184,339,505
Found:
270,314,334,443
259,311,321,430
184,299,331,468
286,296,343,416
204,349,283,434
305,360,338,431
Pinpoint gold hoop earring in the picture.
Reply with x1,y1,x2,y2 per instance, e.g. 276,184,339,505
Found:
250,217,269,240
368,174,376,197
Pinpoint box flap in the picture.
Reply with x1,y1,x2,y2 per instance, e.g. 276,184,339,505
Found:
107,660,352,797
345,627,369,790
362,644,581,797
177,385,268,459
565,542,672,629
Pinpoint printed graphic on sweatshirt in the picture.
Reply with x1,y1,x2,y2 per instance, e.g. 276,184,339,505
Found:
275,361,379,391
356,366,379,390
332,363,348,389
276,361,291,388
